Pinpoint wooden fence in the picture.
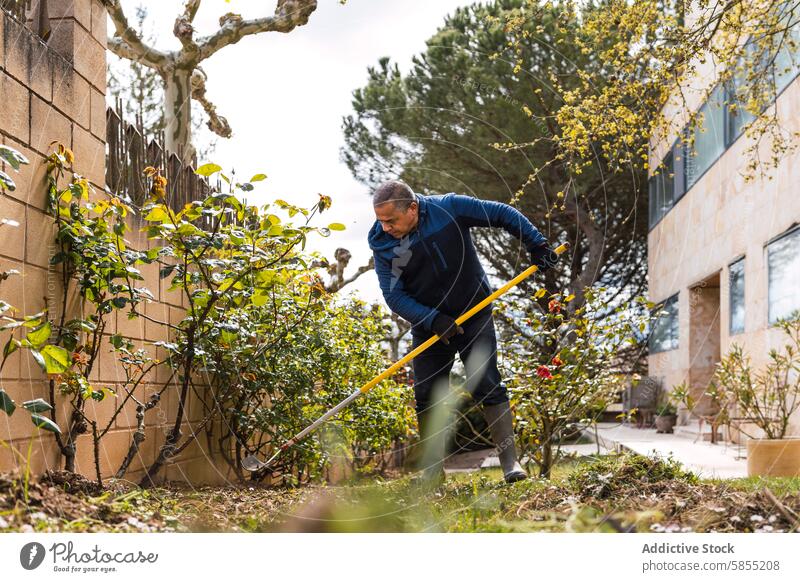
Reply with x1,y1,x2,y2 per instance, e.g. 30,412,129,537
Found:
105,101,212,213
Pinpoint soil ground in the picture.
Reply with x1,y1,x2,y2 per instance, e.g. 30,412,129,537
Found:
2,452,799,533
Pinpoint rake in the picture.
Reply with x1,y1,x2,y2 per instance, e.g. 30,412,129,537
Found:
241,242,570,473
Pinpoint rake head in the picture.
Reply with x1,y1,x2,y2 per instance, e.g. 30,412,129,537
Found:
241,454,268,472
241,448,283,473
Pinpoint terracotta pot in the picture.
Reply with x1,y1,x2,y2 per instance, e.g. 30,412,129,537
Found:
655,414,677,434
746,437,800,477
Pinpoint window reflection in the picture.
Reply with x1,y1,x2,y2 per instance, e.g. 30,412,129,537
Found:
768,228,800,324
649,293,679,353
729,258,745,334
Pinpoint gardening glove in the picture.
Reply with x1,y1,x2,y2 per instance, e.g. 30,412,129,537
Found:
530,242,559,273
431,313,464,345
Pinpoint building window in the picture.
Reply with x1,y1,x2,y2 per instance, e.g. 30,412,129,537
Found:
768,226,800,324
685,84,726,189
648,2,798,226
648,149,674,228
648,140,687,229
649,293,679,353
774,4,800,94
726,74,757,144
729,257,745,334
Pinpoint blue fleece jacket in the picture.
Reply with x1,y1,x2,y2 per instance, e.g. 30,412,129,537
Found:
367,192,548,333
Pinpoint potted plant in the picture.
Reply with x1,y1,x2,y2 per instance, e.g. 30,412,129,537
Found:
654,401,678,433
712,313,800,477
671,380,729,444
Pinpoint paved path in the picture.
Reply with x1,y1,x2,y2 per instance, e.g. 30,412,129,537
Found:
443,448,494,473
592,422,748,479
444,423,748,479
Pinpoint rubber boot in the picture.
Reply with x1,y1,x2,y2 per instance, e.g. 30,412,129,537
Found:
411,408,446,488
483,400,527,483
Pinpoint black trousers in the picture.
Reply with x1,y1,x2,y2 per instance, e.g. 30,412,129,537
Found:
410,305,509,417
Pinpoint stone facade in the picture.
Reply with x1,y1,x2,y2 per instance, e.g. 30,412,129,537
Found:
0,2,235,485
648,57,800,440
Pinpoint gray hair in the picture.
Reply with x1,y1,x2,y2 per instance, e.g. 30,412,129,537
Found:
372,180,416,211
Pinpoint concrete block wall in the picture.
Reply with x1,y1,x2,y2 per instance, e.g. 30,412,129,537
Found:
0,3,236,485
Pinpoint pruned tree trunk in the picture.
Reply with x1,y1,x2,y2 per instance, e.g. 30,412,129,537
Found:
164,67,194,164
105,0,319,162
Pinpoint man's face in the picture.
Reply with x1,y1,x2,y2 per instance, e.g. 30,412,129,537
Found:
374,201,419,238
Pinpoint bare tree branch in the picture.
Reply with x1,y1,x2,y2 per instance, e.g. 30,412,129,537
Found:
173,14,198,55
105,0,319,160
183,0,202,22
196,0,318,62
191,68,232,138
104,0,170,69
313,248,375,293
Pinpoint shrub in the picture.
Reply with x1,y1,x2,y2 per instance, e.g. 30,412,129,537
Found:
0,144,413,487
498,287,650,478
711,312,800,440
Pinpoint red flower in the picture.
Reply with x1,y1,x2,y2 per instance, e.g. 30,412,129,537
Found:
548,299,561,314
551,356,564,367
536,365,553,380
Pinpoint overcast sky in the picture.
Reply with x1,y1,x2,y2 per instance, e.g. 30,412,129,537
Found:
112,0,478,306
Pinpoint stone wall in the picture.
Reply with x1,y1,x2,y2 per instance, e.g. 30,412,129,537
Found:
0,2,236,485
647,58,800,440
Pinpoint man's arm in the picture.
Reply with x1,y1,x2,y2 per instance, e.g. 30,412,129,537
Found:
446,193,548,252
373,251,439,331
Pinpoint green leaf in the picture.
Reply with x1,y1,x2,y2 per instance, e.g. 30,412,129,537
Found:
250,173,267,182
3,337,20,358
0,320,26,333
22,398,52,413
40,345,71,374
144,206,169,222
0,170,16,192
195,163,222,177
30,414,61,434
25,321,52,348
252,290,269,307
0,144,29,170
328,223,346,231
160,264,177,279
0,388,15,416
30,349,46,372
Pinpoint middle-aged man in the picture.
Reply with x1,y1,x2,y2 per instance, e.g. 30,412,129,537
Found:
367,180,559,484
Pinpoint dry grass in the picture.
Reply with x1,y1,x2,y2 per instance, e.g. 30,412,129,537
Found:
2,453,799,532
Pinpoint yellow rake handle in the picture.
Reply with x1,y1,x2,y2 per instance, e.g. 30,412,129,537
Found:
242,242,570,470
359,241,570,394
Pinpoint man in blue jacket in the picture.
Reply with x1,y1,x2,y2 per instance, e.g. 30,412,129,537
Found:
368,180,559,484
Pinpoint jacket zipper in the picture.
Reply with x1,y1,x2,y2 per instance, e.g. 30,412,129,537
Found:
431,241,447,272
419,236,440,277
415,204,442,278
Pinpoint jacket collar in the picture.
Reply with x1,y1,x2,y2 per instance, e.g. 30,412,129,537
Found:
413,192,427,227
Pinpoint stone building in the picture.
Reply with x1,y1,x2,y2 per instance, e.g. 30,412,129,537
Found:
647,14,800,440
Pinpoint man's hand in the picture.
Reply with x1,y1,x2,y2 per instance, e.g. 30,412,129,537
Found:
530,243,559,272
432,313,464,345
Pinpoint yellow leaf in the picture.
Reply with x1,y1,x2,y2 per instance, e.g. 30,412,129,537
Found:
534,288,546,299
565,294,575,303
